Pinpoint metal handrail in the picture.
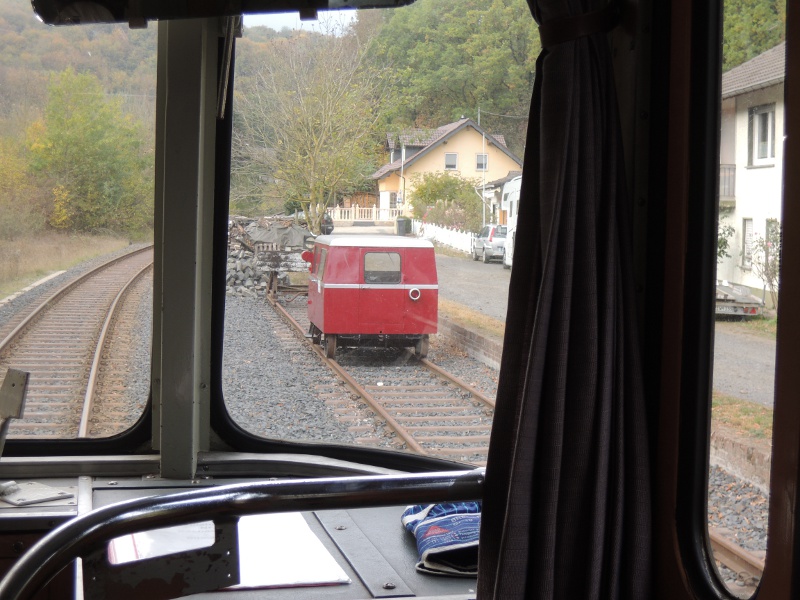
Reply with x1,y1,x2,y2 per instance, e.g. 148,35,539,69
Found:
0,469,484,599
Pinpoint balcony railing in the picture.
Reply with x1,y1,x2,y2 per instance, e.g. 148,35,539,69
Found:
720,164,736,206
329,205,404,223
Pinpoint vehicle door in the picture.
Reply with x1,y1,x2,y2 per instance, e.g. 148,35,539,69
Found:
307,246,327,327
359,248,404,333
477,226,490,252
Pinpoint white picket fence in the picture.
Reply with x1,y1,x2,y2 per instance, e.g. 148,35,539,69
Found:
329,205,404,222
411,220,473,255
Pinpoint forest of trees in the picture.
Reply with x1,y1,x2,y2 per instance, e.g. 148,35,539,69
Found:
0,0,787,237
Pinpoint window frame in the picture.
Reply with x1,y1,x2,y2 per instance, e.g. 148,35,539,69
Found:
363,251,402,284
749,104,776,166
742,217,754,269
476,153,488,171
444,152,458,170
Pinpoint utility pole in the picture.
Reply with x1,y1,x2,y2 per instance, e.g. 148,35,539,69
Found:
479,107,486,227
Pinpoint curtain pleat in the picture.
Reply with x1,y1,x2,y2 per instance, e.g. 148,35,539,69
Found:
476,1,651,598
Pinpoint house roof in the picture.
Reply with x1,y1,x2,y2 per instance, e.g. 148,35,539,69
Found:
486,171,522,189
373,118,520,180
722,42,786,99
387,120,507,150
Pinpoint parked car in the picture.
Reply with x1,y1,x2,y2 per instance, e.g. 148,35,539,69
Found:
320,212,334,235
293,210,334,235
472,224,507,263
503,227,516,269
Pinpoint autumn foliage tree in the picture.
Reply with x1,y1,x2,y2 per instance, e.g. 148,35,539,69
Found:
0,139,45,240
233,29,387,232
370,0,539,156
27,68,152,234
723,0,785,70
410,172,483,232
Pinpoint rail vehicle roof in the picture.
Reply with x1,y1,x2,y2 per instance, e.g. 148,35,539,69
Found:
313,235,434,249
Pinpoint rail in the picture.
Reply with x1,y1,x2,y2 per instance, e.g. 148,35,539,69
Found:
719,164,736,204
78,261,153,437
0,245,154,439
267,291,495,463
0,244,154,356
0,470,484,600
709,527,764,583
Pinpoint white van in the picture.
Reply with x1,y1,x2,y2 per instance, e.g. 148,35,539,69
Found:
500,175,522,269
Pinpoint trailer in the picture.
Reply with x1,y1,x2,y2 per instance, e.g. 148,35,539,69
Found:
715,280,765,317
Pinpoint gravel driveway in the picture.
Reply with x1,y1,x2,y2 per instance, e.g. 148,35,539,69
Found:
432,247,777,408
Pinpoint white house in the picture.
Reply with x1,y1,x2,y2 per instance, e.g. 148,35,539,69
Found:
718,42,785,305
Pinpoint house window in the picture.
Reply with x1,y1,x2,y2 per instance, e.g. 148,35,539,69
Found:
742,218,753,268
476,153,488,171
389,192,397,209
444,153,458,170
749,104,776,165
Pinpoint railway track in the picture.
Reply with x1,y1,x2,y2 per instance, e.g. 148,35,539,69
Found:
0,254,769,586
267,286,495,465
0,246,154,439
264,284,765,586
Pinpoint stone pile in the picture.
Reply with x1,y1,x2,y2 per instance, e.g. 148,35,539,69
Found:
226,249,271,298
227,218,313,298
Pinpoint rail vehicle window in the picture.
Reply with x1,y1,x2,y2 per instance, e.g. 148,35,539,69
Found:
364,252,401,284
709,4,784,595
0,12,155,443
316,248,328,280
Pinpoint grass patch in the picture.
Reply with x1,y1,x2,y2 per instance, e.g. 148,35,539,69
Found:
439,298,505,340
712,391,773,439
0,232,134,299
433,244,470,259
733,314,778,339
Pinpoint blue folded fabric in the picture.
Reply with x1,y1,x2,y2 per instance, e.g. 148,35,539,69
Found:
401,501,481,576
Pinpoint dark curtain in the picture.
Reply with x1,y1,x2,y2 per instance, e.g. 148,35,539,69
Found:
476,1,652,599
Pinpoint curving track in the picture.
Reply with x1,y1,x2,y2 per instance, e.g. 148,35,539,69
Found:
0,253,768,586
0,246,153,439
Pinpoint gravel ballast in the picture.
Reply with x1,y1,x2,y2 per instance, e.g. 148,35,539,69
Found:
0,244,771,591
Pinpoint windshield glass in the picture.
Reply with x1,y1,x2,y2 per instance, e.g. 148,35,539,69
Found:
222,2,537,466
707,0,785,595
0,0,154,441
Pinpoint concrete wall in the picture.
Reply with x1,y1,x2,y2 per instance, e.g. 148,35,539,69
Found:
437,317,503,371
438,317,771,493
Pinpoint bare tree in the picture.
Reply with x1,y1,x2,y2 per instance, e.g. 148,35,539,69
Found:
751,219,781,309
234,29,387,232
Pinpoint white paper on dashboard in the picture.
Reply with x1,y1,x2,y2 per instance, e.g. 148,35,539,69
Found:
233,512,351,588
108,512,351,589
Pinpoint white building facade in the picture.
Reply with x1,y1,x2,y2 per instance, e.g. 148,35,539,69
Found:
718,42,785,305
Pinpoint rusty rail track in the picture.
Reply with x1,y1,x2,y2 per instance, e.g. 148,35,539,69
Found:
265,284,765,579
266,286,494,465
709,527,764,591
0,245,154,439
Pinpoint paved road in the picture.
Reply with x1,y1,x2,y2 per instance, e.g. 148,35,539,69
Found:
333,226,777,407
435,254,510,323
434,249,776,408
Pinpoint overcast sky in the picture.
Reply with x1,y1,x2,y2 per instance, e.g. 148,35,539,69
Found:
242,10,356,32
